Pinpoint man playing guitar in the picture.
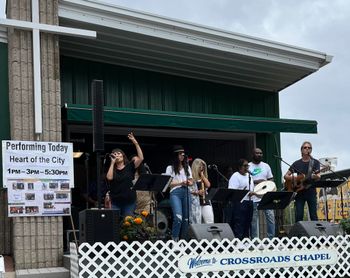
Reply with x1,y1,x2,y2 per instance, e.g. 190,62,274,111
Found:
284,141,321,222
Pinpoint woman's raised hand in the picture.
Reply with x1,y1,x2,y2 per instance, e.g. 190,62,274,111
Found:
127,132,138,144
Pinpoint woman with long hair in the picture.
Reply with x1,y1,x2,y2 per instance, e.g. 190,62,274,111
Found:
165,145,193,241
106,133,144,218
191,158,214,224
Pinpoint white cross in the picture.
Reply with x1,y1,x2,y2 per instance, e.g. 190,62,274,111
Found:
0,0,96,136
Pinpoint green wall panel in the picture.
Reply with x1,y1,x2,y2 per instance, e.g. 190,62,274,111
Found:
60,56,280,119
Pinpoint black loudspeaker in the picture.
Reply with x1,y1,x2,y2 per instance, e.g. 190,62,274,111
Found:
189,223,235,240
288,221,343,237
79,209,120,244
91,79,104,152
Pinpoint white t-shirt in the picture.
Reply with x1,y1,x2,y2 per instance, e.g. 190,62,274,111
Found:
248,161,273,202
228,171,254,201
165,165,193,193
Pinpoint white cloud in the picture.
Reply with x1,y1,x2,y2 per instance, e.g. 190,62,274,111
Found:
102,0,350,172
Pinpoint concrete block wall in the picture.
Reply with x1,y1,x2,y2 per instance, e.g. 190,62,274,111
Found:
8,0,61,141
13,217,63,269
6,0,63,270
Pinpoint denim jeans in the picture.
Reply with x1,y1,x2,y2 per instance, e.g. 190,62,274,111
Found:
230,200,253,240
251,202,275,239
295,190,318,222
170,186,190,240
111,202,135,219
223,202,233,224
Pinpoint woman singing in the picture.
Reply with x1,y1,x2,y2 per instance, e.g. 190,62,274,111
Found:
191,158,214,224
106,133,144,218
165,145,193,241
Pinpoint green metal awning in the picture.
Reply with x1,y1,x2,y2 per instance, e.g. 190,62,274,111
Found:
64,104,317,134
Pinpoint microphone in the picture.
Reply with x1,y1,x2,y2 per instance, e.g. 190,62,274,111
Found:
208,164,217,170
103,153,109,164
144,163,152,174
109,153,115,159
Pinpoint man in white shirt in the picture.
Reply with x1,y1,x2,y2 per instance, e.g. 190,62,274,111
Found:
249,148,275,239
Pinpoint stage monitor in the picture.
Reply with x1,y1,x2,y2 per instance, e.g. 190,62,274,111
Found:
288,221,343,237
189,223,234,241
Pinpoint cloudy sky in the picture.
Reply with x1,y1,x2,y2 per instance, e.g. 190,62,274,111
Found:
101,0,349,173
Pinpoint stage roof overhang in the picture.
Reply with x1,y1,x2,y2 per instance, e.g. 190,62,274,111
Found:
58,0,332,93
64,104,317,134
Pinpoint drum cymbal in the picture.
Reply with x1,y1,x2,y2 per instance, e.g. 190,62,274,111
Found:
254,180,276,195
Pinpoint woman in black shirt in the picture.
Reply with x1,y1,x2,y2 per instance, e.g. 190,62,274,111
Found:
106,133,144,217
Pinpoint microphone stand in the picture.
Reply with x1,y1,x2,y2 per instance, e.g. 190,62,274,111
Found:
84,153,90,209
274,155,301,176
209,166,228,186
209,165,228,223
144,163,157,226
316,157,348,219
274,155,303,194
248,172,252,201
183,158,191,231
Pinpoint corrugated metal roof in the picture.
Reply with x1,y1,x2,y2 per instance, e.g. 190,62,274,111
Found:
58,0,332,92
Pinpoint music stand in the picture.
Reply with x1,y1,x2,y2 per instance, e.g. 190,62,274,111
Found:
313,179,345,221
313,179,344,189
209,188,249,204
133,174,173,233
257,191,294,210
133,174,172,192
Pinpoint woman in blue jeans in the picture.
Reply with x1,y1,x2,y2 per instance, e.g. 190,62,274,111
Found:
165,145,193,241
106,133,144,218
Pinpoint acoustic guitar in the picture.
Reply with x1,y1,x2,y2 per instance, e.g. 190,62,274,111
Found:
284,174,309,193
284,166,329,193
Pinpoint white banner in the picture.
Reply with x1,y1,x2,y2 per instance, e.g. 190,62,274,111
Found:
2,140,74,185
178,249,337,273
2,140,74,217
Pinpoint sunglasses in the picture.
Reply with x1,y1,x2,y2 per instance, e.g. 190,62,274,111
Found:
303,146,312,149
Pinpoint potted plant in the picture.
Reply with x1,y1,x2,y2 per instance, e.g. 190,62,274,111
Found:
120,211,158,242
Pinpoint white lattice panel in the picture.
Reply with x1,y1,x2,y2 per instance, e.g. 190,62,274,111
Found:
78,236,350,278
70,242,80,278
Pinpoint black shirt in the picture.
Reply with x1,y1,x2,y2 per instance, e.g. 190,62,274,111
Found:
109,161,136,204
289,158,320,195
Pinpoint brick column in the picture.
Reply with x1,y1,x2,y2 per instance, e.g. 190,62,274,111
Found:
7,0,63,269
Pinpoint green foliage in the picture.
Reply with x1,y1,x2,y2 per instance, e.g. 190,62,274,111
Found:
339,218,350,234
120,211,158,242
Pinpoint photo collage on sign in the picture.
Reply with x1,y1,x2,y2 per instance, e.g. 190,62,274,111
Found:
8,179,71,217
